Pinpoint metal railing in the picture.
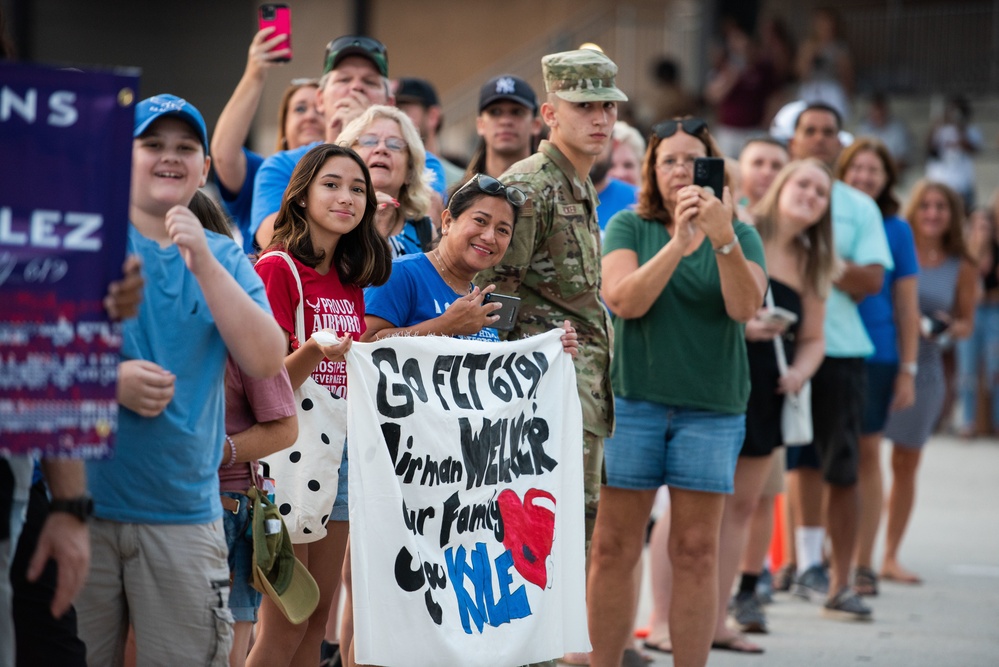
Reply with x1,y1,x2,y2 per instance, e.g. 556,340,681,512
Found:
786,1,999,95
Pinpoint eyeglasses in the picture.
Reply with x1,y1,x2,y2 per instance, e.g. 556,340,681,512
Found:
453,174,527,208
323,36,389,76
652,118,708,139
655,156,697,172
355,134,407,152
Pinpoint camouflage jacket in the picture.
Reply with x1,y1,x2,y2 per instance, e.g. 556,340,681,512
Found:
475,140,614,437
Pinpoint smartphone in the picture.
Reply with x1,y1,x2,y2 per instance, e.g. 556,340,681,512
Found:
759,306,798,327
258,3,292,62
484,293,521,331
693,157,725,199
920,315,949,337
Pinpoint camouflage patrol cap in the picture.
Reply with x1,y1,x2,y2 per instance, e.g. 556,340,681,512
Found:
542,49,628,103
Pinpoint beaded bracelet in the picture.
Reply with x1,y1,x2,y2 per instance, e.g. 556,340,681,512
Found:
222,435,237,469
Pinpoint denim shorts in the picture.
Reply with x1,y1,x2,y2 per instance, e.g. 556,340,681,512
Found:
604,397,745,494
221,491,261,623
330,439,349,522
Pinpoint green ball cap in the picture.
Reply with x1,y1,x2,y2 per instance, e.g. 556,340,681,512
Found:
542,49,629,103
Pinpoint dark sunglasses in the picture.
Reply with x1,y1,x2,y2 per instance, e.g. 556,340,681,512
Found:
652,118,708,139
454,174,527,208
323,36,389,76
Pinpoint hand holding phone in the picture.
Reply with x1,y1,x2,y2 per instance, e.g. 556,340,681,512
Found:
258,3,292,62
693,157,725,199
483,293,521,331
758,306,798,328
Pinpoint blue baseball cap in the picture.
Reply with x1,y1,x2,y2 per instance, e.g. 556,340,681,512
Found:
133,94,209,154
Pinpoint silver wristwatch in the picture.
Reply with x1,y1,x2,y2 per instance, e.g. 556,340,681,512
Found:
713,237,739,255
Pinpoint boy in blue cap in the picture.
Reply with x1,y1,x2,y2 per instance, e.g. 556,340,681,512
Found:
76,94,286,665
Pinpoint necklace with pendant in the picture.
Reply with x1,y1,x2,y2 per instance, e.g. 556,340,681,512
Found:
432,248,472,294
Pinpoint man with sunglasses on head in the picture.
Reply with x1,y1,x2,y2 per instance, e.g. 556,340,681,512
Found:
249,35,448,249
475,49,626,634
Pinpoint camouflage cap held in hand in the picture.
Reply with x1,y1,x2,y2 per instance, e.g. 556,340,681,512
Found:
542,49,628,103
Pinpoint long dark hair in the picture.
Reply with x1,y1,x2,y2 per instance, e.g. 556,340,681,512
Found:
267,143,391,287
189,190,234,239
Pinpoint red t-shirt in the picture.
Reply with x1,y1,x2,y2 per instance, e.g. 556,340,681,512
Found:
219,357,296,493
255,251,365,398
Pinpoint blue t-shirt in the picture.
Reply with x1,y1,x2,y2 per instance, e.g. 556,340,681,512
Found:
425,152,448,200
250,141,319,241
217,147,265,256
388,217,433,258
251,142,448,239
858,215,920,363
87,226,272,524
365,253,500,342
596,178,639,232
825,181,895,358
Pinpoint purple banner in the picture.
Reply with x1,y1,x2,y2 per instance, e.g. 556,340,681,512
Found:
0,62,139,458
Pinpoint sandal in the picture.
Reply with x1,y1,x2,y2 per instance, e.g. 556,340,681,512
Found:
711,634,764,654
853,566,879,596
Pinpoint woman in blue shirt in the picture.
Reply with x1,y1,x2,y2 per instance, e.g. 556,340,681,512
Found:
836,138,920,596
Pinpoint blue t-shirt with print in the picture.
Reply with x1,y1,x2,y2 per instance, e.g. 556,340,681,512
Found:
216,146,264,255
858,214,919,363
87,226,272,525
365,253,500,342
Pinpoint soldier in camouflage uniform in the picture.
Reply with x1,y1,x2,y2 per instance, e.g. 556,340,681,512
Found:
475,47,626,667
475,48,625,565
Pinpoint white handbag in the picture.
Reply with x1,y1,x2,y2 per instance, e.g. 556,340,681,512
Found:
258,252,346,544
768,288,813,447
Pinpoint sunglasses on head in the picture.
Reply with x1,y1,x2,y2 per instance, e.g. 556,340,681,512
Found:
323,36,389,76
652,118,708,139
454,174,527,208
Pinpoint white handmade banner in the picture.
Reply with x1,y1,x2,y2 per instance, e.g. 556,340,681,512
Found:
346,329,589,667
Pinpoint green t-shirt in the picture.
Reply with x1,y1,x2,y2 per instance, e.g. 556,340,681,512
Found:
602,211,766,414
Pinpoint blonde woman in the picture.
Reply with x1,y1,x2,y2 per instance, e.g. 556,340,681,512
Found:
338,105,436,257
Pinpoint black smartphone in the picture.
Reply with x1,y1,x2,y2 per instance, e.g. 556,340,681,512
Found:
258,3,292,62
693,157,725,199
484,293,521,331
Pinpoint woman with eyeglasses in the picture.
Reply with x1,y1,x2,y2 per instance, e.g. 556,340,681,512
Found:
341,174,575,667
337,105,436,259
588,118,767,667
212,28,324,255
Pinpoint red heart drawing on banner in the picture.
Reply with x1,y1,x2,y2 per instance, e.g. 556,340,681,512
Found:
498,488,556,589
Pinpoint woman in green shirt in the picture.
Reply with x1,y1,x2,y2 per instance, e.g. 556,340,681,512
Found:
586,119,767,667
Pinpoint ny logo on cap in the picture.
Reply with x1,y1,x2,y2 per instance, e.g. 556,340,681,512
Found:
495,77,516,94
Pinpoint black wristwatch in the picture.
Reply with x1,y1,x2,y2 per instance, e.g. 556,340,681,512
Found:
49,495,94,522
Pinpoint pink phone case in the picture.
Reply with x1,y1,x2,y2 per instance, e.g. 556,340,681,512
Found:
258,4,292,62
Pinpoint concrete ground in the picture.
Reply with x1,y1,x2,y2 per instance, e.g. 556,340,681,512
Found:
625,435,999,667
